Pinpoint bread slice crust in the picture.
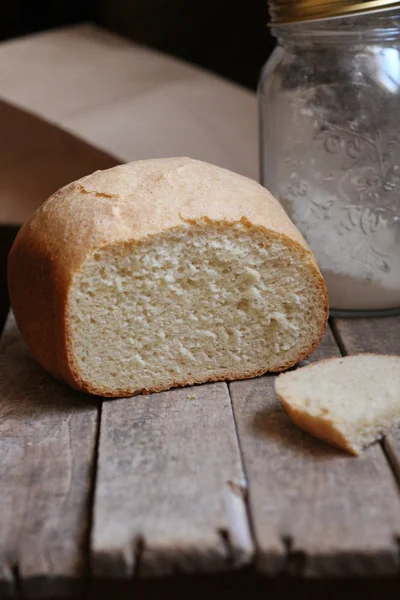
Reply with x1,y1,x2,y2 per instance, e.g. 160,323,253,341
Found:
275,354,400,455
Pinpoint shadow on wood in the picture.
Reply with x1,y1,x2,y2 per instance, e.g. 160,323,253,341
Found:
0,225,19,336
251,405,348,460
0,314,100,417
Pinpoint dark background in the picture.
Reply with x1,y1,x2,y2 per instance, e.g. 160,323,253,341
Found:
0,0,275,90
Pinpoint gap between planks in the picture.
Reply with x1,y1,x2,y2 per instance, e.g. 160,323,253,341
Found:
90,381,254,578
332,315,400,518
229,322,400,577
2,310,400,591
0,313,255,593
0,312,100,598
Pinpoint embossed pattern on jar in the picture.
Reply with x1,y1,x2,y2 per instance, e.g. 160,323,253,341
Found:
259,10,400,315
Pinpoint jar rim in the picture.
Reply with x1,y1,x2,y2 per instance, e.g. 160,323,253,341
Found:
268,1,400,25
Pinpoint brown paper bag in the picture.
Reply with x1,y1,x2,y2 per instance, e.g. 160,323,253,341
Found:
0,99,119,332
0,99,119,225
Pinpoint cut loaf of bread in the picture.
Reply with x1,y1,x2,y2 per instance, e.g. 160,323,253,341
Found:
275,354,400,455
8,157,328,397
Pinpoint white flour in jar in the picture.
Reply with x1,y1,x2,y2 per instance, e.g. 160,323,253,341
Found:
270,83,400,313
280,191,400,311
258,16,400,313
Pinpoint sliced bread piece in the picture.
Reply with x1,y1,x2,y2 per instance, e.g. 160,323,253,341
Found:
8,157,328,398
275,354,400,455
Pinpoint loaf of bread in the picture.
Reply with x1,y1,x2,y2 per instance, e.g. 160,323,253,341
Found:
8,157,328,397
275,354,400,455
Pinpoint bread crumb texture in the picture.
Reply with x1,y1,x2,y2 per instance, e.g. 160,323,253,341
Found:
8,157,328,397
275,354,400,455
70,223,325,395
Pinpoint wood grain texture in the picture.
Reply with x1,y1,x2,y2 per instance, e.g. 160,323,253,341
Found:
333,315,400,522
230,328,400,576
92,382,253,578
332,315,400,356
0,313,99,598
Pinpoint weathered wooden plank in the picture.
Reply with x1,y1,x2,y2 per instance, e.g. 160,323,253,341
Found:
92,382,253,578
332,315,400,356
230,328,400,576
333,315,400,513
0,313,99,598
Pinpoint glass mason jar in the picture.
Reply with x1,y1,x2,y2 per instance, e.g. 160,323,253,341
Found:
259,1,400,316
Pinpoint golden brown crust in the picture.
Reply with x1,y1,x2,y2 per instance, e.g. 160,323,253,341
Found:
274,355,396,455
277,398,359,456
8,157,328,397
275,353,400,456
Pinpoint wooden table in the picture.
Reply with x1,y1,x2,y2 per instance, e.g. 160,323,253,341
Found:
1,23,400,600
1,269,400,599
